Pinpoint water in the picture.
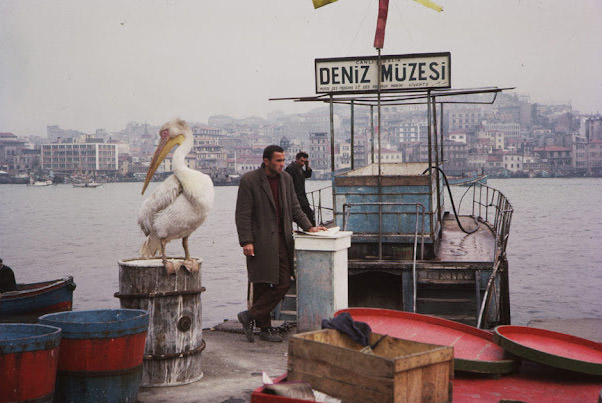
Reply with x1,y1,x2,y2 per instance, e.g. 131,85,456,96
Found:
1,178,601,327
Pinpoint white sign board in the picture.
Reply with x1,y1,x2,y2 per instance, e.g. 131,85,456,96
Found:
315,52,451,94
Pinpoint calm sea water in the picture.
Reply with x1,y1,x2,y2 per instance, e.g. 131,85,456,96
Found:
1,178,601,327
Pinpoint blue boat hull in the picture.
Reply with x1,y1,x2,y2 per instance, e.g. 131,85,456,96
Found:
0,277,76,322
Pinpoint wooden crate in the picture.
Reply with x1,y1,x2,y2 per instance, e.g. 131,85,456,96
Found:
288,329,453,403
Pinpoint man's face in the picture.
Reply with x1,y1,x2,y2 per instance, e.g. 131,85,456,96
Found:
296,156,308,167
264,151,286,176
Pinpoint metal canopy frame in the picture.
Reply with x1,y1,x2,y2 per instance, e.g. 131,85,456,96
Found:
271,85,514,223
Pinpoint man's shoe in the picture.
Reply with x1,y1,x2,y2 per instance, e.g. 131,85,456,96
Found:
237,311,254,342
259,327,283,342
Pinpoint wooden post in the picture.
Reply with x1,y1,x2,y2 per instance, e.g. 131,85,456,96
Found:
116,258,205,387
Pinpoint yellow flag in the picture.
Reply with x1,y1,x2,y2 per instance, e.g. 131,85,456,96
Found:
313,0,338,9
413,0,443,12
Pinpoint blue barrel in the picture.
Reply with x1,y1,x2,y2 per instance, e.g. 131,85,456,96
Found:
0,323,62,403
39,309,149,403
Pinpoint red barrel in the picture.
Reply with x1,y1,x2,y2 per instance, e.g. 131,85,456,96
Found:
39,309,149,402
0,323,62,403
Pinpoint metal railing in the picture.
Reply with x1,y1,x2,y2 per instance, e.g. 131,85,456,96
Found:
341,202,426,261
469,183,514,258
306,186,334,225
342,202,425,312
468,182,513,328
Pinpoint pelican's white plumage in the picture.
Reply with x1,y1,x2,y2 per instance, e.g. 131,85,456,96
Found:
138,120,214,270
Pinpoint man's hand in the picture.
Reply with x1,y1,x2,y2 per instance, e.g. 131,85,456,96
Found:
304,160,309,168
307,226,328,232
242,243,255,257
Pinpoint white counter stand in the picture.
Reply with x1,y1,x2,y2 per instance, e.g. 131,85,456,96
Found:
294,230,353,332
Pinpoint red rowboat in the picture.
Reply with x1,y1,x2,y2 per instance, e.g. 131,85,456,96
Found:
494,325,602,375
336,307,517,374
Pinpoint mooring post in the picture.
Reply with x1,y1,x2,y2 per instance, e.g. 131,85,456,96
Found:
294,231,352,332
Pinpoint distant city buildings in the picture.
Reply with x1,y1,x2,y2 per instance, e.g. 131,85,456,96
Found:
1,94,602,182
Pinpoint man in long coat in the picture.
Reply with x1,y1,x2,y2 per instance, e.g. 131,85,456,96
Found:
236,145,325,342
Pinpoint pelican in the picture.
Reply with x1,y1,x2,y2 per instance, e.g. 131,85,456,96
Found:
138,119,214,273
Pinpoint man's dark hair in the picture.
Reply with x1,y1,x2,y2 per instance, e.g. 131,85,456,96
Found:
296,152,309,160
263,145,284,160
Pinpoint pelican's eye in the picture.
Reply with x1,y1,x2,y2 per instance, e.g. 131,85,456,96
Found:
160,129,169,139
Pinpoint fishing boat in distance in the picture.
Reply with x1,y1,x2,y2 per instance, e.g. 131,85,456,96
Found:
0,277,76,322
447,173,488,186
72,181,102,188
29,179,53,187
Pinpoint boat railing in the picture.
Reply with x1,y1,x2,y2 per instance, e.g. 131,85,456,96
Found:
341,202,426,261
343,202,425,312
307,186,334,225
469,183,513,329
469,183,514,258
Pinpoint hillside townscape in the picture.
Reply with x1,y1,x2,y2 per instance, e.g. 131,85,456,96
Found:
1,92,601,185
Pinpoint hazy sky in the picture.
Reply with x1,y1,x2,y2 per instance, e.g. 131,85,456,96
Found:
1,0,601,136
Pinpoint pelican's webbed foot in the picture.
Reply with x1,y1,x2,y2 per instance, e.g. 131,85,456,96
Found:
182,259,199,273
163,258,177,275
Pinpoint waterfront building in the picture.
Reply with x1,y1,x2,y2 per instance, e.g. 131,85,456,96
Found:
309,132,330,176
533,145,571,173
41,142,118,174
0,133,28,172
503,152,523,173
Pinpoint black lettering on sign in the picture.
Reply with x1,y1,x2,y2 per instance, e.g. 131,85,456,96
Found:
332,67,340,84
319,68,330,85
360,65,370,83
408,63,417,81
396,64,407,81
418,62,426,80
429,62,440,80
381,64,392,81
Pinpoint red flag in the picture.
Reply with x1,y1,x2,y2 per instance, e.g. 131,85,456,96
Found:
373,0,389,49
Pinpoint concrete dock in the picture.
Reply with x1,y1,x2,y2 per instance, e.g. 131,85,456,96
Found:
137,317,602,403
136,320,291,403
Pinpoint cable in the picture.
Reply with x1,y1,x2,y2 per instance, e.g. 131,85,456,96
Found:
422,166,479,234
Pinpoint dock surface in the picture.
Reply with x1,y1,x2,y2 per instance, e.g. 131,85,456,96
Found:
137,320,289,403
137,317,601,403
435,215,496,262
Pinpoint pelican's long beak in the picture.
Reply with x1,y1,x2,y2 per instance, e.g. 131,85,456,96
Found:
141,133,185,195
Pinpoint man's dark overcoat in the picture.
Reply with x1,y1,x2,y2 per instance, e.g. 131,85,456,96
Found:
285,161,312,209
235,167,312,284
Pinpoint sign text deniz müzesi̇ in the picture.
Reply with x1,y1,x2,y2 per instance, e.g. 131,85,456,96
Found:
315,52,451,94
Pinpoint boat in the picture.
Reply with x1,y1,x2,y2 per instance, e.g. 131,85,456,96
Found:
0,277,76,323
29,179,53,186
252,365,602,403
73,181,102,188
276,77,514,330
494,325,602,375
297,157,512,329
336,307,518,374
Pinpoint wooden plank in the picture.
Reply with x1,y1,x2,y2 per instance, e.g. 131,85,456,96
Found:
289,334,394,378
289,370,390,403
288,355,393,396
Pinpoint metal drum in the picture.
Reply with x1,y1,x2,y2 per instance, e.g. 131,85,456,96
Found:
0,323,62,403
39,309,149,403
116,258,205,386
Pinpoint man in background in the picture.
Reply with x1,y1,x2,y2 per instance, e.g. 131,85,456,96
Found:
285,151,315,226
0,258,17,293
